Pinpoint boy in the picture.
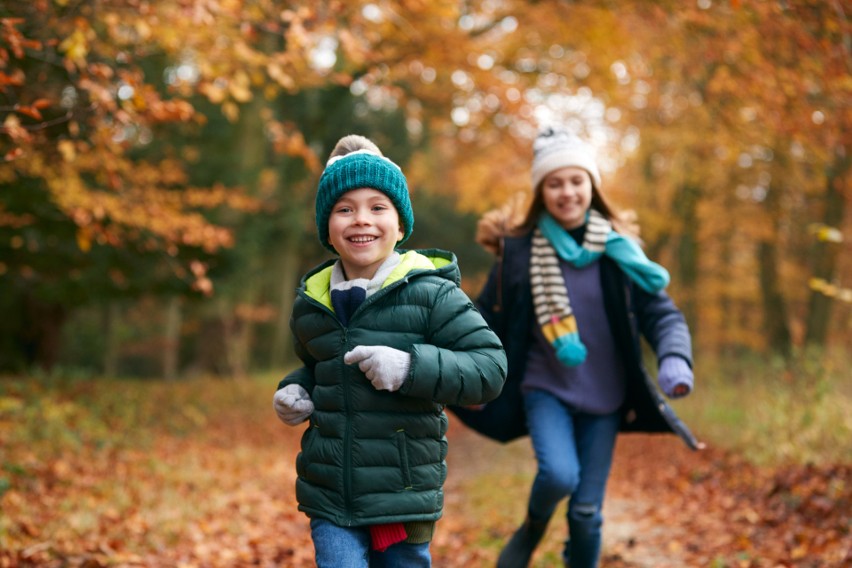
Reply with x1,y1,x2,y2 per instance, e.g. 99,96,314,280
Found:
273,135,507,567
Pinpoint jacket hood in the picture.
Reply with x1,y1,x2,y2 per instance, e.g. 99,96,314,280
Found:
300,249,460,308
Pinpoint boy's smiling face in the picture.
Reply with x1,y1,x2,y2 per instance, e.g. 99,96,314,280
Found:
328,188,404,280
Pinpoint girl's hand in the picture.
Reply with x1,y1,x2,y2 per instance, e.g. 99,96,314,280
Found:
657,356,694,399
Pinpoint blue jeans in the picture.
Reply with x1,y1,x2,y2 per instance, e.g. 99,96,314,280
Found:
310,518,432,568
523,389,621,568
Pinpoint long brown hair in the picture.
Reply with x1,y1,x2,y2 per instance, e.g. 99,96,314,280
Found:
514,177,637,238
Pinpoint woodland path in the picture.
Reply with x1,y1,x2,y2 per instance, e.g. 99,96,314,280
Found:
441,424,851,567
4,405,849,567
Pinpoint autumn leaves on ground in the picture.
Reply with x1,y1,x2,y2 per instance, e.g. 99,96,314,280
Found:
1,375,850,568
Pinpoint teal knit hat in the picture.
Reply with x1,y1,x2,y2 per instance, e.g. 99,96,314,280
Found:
316,150,414,253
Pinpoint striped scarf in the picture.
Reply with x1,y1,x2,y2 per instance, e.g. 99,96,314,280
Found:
531,210,670,366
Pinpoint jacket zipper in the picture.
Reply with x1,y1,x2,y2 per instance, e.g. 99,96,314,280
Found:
298,275,416,525
341,325,353,525
338,280,411,524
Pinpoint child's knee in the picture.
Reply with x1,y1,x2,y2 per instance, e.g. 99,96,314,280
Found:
568,502,602,535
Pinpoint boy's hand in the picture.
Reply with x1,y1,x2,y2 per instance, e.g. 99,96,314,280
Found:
657,356,694,399
273,384,314,425
344,345,411,392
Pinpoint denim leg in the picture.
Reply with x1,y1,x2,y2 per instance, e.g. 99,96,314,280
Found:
311,519,431,568
310,518,370,568
523,390,581,523
563,411,620,568
371,541,432,567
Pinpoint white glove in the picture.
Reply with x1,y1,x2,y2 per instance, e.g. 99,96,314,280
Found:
273,384,314,425
344,345,411,392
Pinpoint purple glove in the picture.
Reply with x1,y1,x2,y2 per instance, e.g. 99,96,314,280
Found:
657,356,693,399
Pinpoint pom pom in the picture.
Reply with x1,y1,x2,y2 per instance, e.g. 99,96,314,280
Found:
553,333,587,366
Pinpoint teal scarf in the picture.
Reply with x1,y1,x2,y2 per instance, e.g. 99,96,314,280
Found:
532,210,670,366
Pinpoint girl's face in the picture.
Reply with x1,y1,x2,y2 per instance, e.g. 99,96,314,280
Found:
540,166,594,230
328,188,404,280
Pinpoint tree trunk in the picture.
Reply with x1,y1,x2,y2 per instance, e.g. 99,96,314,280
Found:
270,243,300,370
220,285,259,380
718,196,736,356
163,296,182,381
804,149,849,345
224,72,271,379
757,240,792,357
218,298,239,378
641,147,671,262
233,296,256,381
674,183,700,330
102,301,120,377
22,293,66,372
754,145,795,357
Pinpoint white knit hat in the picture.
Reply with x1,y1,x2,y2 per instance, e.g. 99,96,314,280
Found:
531,126,601,191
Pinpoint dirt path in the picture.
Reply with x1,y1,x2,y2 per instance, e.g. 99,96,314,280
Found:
441,424,852,567
5,395,847,567
597,435,693,568
440,423,692,567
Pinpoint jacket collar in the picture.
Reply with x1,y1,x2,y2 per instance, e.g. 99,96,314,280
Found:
303,250,455,308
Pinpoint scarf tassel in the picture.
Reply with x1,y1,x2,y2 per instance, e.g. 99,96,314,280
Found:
543,315,587,366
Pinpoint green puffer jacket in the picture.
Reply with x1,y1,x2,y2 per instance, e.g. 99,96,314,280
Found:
278,249,507,527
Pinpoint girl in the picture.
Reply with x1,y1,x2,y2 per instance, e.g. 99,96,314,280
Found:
470,125,699,568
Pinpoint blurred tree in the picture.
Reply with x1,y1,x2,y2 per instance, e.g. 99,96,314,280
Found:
2,0,850,375
0,4,257,371
594,1,851,356
1,0,554,374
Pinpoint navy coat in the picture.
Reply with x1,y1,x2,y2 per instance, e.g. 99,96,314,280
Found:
450,232,699,449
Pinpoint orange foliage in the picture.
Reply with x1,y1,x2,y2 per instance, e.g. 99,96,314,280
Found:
1,0,849,354
605,436,852,567
2,393,849,566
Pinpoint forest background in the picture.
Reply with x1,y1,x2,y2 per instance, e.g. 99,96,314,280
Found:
1,0,850,376
1,0,851,565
